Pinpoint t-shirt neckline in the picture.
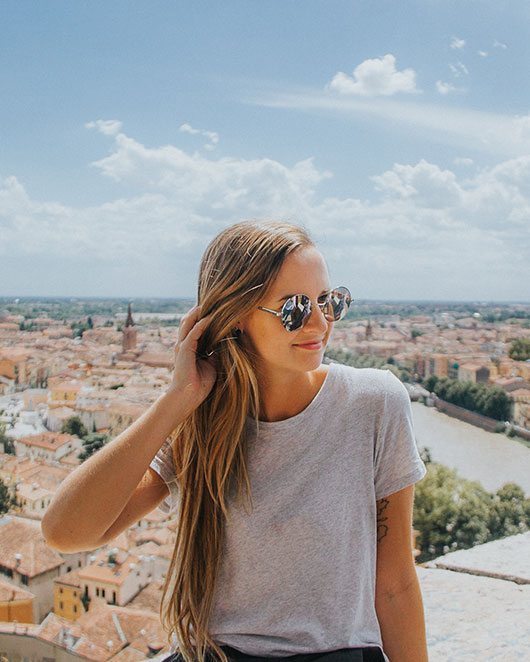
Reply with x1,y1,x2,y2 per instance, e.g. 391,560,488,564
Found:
248,362,339,432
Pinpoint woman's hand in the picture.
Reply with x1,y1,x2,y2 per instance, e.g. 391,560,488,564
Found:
168,305,216,415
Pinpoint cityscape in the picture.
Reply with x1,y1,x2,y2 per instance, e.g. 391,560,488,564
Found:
2,1,530,659
0,297,529,659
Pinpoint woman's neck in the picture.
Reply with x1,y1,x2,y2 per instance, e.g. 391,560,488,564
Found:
256,365,329,422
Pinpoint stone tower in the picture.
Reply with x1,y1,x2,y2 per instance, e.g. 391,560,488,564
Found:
122,303,137,353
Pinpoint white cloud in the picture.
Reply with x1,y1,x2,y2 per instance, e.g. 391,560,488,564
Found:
85,120,123,136
449,62,469,77
514,113,530,142
493,39,508,49
327,54,419,97
254,89,530,158
453,157,474,167
450,37,466,50
478,50,488,57
436,80,459,95
1,127,529,300
371,159,462,208
179,123,219,150
179,123,200,135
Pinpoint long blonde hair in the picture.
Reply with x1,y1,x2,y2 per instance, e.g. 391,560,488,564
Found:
161,220,313,662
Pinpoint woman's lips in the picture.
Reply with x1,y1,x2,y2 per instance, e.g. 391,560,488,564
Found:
293,340,323,350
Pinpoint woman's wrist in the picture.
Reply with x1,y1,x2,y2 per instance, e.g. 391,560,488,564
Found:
160,384,200,426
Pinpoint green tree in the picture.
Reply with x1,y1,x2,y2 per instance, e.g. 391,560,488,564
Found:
431,377,446,399
508,337,530,361
79,433,109,462
61,416,88,439
422,375,438,392
428,376,512,421
399,367,412,383
0,477,12,515
413,463,492,562
481,387,512,421
489,483,530,538
0,423,15,455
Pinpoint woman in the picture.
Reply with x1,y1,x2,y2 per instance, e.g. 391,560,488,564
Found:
42,221,427,662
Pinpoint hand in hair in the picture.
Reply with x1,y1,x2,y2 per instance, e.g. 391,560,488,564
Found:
169,305,216,417
41,305,215,553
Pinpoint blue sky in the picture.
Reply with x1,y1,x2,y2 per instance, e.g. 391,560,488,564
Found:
1,0,529,301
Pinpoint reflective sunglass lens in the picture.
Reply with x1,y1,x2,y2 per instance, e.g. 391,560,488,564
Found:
282,295,311,331
324,287,352,322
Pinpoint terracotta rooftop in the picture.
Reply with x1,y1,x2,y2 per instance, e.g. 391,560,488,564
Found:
51,381,82,392
16,431,79,451
134,526,175,547
78,549,140,586
134,541,174,561
16,481,55,501
127,579,164,613
110,648,148,662
459,362,485,371
107,402,147,418
35,598,169,661
0,578,35,603
511,387,530,398
0,621,39,636
0,349,28,361
54,567,82,588
140,507,169,524
59,448,82,467
0,515,64,577
48,406,77,419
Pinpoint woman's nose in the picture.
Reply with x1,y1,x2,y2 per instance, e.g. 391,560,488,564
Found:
304,301,330,334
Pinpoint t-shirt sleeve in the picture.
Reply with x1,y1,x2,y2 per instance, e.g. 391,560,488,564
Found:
149,436,180,514
373,370,426,500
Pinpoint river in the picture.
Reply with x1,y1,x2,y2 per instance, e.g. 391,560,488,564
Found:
411,401,530,496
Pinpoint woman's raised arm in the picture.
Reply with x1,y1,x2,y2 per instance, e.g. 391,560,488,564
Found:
41,307,215,553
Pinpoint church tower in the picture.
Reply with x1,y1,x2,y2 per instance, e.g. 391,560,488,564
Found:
365,320,373,340
122,303,137,353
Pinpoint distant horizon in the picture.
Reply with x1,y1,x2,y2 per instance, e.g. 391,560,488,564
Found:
2,295,529,307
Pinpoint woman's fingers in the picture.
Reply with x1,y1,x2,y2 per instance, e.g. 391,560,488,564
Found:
169,310,217,407
178,316,210,360
177,305,202,344
173,310,213,381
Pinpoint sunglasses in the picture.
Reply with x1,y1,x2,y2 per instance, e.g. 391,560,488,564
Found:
258,286,352,332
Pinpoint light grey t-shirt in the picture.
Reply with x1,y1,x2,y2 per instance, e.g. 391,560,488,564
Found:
150,364,426,658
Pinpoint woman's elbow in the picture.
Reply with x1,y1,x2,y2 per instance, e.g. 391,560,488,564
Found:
41,512,102,554
376,566,420,603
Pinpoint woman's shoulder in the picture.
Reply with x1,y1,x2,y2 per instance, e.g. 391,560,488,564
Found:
327,363,407,405
328,361,393,388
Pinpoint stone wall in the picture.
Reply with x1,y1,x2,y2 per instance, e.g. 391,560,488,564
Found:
434,397,500,432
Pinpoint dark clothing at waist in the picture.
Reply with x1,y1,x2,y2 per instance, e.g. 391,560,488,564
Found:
162,645,385,662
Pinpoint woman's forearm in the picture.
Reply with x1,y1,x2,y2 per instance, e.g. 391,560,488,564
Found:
41,389,188,552
43,307,216,553
376,570,428,661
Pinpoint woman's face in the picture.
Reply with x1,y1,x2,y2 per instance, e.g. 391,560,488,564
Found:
240,245,333,379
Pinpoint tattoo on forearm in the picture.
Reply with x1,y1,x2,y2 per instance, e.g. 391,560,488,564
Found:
376,498,389,542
